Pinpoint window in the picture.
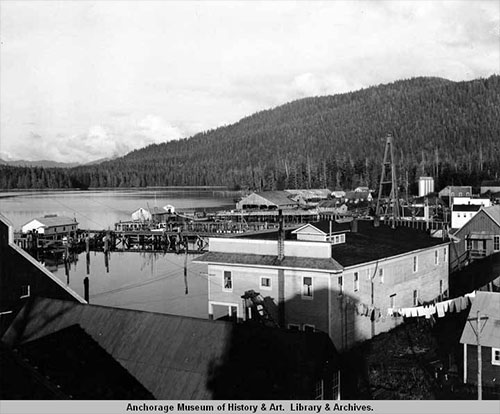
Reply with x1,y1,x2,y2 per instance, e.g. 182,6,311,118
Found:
353,272,360,292
223,271,232,291
466,192,470,196
379,268,384,283
435,250,438,265
334,235,339,244
494,236,500,252
492,348,500,366
413,256,418,273
302,277,313,298
444,247,447,263
413,290,419,306
288,324,300,331
458,192,463,196
260,277,271,290
338,276,343,295
20,285,30,299
340,234,345,243
332,371,340,400
390,294,396,309
314,380,324,400
303,324,315,333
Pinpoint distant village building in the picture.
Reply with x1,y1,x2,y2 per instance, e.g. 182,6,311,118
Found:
451,198,492,229
131,207,153,221
450,205,500,270
317,200,349,217
285,189,331,207
418,177,435,197
480,180,500,194
1,214,85,328
236,191,298,210
460,291,500,394
439,186,473,205
21,215,78,238
195,220,449,351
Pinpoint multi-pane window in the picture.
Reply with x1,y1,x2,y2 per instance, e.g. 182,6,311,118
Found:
260,277,271,289
492,348,500,366
494,236,500,252
413,289,419,306
354,272,359,292
338,276,343,295
302,277,313,298
332,371,340,400
314,380,324,400
223,271,232,291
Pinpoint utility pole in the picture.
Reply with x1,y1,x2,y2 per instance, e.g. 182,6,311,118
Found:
467,311,489,400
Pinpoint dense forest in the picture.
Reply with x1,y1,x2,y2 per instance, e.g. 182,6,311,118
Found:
1,76,499,192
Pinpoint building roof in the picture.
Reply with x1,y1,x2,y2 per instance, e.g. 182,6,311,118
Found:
460,292,500,348
285,189,331,199
254,191,297,206
198,220,446,269
330,221,448,267
293,221,351,235
23,215,77,228
480,180,500,187
2,297,339,400
483,205,500,227
5,324,154,399
195,252,343,272
452,204,482,212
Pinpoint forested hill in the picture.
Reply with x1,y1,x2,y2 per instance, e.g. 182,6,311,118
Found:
1,75,499,191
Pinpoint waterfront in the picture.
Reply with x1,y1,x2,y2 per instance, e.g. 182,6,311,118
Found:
0,188,234,317
0,188,234,230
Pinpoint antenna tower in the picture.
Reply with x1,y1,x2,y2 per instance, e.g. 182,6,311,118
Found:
376,133,400,219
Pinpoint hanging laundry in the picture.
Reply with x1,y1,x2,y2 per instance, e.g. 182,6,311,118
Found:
416,307,426,317
436,302,446,318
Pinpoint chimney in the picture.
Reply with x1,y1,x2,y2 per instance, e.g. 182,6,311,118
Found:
373,215,380,228
351,218,358,233
278,209,285,260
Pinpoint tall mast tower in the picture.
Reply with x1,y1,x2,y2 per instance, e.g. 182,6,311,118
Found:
376,133,400,220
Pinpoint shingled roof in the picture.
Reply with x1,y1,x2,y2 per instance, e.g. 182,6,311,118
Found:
2,297,339,400
196,252,343,272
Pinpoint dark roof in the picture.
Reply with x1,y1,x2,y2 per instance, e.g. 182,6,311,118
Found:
460,292,500,347
2,297,339,400
195,252,343,272
481,180,500,187
11,324,154,399
0,341,68,399
330,221,448,267
452,204,482,212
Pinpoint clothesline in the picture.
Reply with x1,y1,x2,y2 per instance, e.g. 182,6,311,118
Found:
388,291,476,319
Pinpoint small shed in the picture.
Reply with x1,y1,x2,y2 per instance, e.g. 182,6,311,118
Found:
460,291,500,391
21,215,78,236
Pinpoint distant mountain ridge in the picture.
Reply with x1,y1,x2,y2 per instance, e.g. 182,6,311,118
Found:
1,75,499,190
0,159,81,168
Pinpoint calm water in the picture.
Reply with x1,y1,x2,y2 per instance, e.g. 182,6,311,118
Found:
0,188,234,317
0,188,233,230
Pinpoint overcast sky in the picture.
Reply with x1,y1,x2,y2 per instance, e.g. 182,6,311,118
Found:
1,1,499,163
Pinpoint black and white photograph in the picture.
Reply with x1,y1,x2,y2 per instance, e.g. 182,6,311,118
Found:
0,0,499,411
